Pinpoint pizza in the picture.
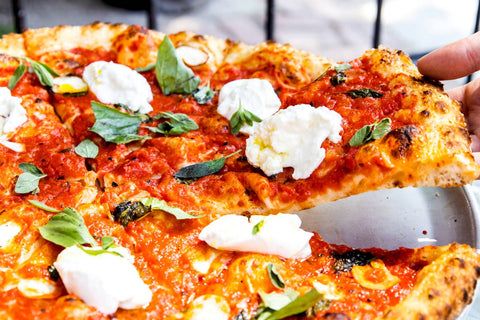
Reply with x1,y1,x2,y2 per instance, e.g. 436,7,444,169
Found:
0,22,478,320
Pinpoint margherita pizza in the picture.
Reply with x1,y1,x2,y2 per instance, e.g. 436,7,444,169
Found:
0,22,478,320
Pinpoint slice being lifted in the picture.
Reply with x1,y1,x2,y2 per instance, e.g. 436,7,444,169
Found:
0,23,478,319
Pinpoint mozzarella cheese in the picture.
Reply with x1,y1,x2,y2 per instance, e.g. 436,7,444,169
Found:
52,76,88,95
0,87,27,152
83,61,153,114
245,104,342,179
183,294,230,320
53,245,152,314
17,278,58,298
0,221,21,249
198,214,313,259
176,46,209,66
217,79,281,135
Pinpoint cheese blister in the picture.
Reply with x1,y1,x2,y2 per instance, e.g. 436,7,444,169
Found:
199,213,313,259
246,104,343,179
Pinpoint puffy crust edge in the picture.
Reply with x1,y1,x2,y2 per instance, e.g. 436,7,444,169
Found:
379,243,480,320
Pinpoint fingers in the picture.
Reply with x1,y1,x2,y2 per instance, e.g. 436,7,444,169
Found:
417,32,480,80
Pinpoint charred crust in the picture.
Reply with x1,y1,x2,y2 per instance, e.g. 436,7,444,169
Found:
455,257,466,269
418,313,426,320
386,125,418,159
435,101,448,113
462,288,470,303
474,265,480,277
420,109,430,117
412,75,444,89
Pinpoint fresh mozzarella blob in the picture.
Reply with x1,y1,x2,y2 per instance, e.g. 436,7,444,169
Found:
54,245,152,314
245,104,342,179
199,213,313,259
0,221,21,249
0,87,27,151
176,46,209,66
52,76,88,95
184,294,230,320
217,79,281,135
17,278,57,298
83,61,153,114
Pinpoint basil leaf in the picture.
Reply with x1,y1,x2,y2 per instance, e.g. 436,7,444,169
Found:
371,117,392,140
135,64,155,72
15,163,47,194
39,207,97,248
334,63,352,72
89,101,149,144
259,288,299,312
173,149,242,180
267,263,285,289
8,63,26,90
264,289,323,320
112,200,152,227
148,111,198,136
156,35,201,95
346,88,383,99
349,117,391,147
252,220,264,235
193,85,215,104
74,139,99,159
230,103,262,135
330,71,346,86
28,200,61,213
21,58,59,87
77,244,123,257
140,197,202,219
100,236,117,250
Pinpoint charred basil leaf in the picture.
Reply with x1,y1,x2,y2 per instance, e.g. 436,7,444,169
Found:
332,249,375,273
267,263,285,289
147,111,198,136
307,299,333,317
330,71,346,86
156,35,201,95
89,101,149,144
8,63,26,90
174,149,242,180
47,265,60,281
348,117,391,147
193,85,215,104
112,200,151,228
15,163,47,194
346,88,383,99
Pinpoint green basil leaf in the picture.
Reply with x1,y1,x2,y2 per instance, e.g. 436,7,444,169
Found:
39,207,97,248
89,101,149,144
349,117,391,147
156,35,201,95
8,63,26,90
334,63,352,72
193,86,215,104
173,149,241,180
21,58,59,87
259,288,299,311
267,263,285,289
135,64,155,72
230,103,262,135
28,200,61,213
140,197,202,219
371,117,392,140
346,88,383,99
100,236,117,250
252,219,265,235
15,163,47,194
149,111,198,136
74,139,99,159
264,289,323,320
77,244,123,257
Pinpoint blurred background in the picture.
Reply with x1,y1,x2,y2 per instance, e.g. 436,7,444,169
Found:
0,0,479,90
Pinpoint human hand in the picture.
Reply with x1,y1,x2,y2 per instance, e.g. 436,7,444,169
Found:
417,32,480,164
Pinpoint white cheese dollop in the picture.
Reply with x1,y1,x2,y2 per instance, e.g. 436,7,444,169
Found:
52,76,88,95
54,245,152,315
0,221,21,249
199,214,313,259
83,61,153,114
0,87,27,152
245,104,342,179
184,294,230,320
217,78,281,135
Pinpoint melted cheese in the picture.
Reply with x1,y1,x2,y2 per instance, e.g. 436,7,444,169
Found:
52,76,88,95
83,61,153,114
53,245,152,314
198,214,313,259
0,87,27,152
0,222,21,249
245,104,342,179
183,295,230,320
352,260,400,290
217,79,281,135
176,46,209,66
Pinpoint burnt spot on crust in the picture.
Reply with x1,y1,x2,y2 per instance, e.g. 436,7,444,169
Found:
420,109,430,117
418,313,427,320
435,101,448,113
412,75,444,89
474,265,480,277
323,313,351,320
192,34,206,41
427,288,441,300
455,257,466,269
385,125,418,159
